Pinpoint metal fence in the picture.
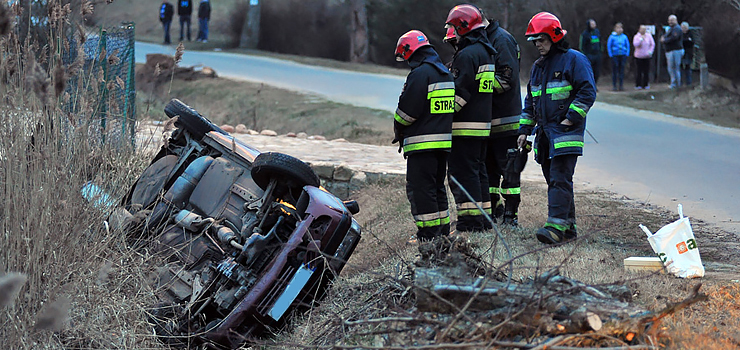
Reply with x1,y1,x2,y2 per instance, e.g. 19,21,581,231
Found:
63,23,136,146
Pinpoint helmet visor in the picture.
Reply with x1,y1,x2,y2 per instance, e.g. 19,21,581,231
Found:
527,34,545,41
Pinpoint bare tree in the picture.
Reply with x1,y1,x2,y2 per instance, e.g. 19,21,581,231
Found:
725,0,740,10
349,0,369,63
239,0,261,49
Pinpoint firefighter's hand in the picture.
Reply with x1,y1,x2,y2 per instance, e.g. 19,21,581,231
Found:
392,137,403,153
517,134,527,149
560,118,574,126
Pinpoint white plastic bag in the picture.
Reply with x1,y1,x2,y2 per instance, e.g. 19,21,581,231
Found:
639,204,704,278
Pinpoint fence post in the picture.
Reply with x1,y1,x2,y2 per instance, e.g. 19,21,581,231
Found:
700,63,709,90
123,22,136,147
98,28,109,143
655,25,662,83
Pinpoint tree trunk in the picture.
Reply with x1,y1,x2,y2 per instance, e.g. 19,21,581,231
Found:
501,0,510,29
349,0,368,63
239,0,261,49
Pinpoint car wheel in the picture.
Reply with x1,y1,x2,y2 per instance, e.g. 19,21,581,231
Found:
251,152,320,200
164,98,225,140
129,155,179,210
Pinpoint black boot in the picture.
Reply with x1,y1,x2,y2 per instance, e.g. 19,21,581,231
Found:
564,223,577,240
536,224,575,244
502,211,518,227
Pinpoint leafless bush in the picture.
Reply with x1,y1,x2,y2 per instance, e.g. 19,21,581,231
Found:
0,1,161,348
260,0,352,61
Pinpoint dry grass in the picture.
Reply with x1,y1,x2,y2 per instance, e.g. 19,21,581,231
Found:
137,69,394,145
0,2,162,348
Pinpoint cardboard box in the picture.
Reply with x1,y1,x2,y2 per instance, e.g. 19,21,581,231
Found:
624,257,664,273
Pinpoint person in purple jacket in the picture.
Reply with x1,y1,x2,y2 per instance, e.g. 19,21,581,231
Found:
607,22,630,91
633,25,655,89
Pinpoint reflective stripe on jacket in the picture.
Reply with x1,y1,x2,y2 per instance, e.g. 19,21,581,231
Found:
519,48,596,160
450,28,495,138
394,47,454,155
485,21,522,138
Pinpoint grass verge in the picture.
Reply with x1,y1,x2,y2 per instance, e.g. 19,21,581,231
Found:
137,65,395,145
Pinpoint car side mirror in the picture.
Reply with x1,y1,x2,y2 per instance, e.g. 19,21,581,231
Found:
343,200,360,215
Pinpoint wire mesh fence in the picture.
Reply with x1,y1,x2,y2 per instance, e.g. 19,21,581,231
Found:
62,22,136,147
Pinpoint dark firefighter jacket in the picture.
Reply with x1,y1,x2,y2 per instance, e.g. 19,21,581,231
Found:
451,28,496,138
485,21,522,138
519,46,596,161
394,46,455,156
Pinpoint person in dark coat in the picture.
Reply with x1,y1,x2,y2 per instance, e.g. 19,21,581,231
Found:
579,19,602,87
197,0,211,42
177,0,193,42
680,21,695,86
445,4,497,232
159,1,174,44
520,12,596,244
661,15,683,89
481,13,524,226
393,30,455,241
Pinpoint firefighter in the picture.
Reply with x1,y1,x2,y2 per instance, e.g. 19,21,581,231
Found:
478,8,524,226
393,30,455,241
445,4,496,232
518,12,596,244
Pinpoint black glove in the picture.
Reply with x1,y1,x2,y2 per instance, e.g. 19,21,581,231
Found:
392,135,403,154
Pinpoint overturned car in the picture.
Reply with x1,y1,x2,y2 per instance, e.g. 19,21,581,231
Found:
110,99,361,348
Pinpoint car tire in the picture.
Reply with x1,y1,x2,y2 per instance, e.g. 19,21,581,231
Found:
129,155,179,210
251,152,320,200
164,98,225,140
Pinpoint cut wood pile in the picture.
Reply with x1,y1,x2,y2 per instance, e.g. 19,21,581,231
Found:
136,54,217,94
337,237,707,349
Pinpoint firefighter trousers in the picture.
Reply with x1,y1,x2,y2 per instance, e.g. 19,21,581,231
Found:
486,136,521,220
448,137,487,232
406,151,450,240
539,133,578,231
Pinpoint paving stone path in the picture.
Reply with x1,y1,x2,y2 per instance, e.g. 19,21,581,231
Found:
136,122,543,186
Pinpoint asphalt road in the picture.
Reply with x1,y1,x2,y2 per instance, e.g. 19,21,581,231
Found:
136,42,740,232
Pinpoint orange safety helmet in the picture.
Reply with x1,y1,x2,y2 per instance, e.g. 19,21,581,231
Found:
395,30,431,62
445,4,485,36
525,12,567,43
443,26,456,43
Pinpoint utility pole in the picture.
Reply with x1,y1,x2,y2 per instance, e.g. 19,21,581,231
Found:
239,0,261,49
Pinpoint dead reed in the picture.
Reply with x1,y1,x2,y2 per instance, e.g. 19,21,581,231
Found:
0,1,160,348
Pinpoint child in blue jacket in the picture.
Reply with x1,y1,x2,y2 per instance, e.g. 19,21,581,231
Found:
607,23,630,90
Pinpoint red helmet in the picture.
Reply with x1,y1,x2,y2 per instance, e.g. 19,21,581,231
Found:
445,4,485,36
525,12,567,43
443,26,456,43
395,30,431,62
